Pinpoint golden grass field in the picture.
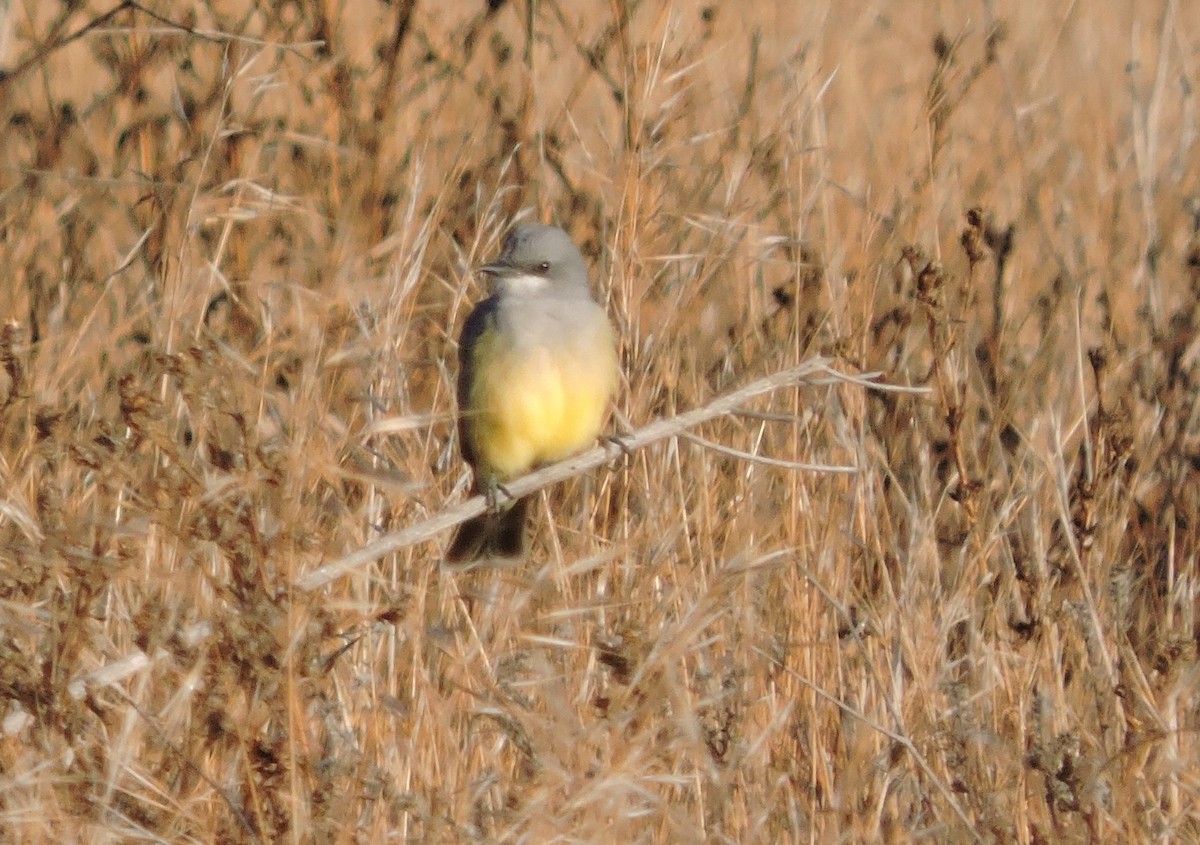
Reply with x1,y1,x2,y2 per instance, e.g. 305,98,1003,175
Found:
1,0,1198,841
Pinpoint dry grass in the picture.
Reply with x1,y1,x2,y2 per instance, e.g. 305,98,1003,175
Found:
1,0,1199,842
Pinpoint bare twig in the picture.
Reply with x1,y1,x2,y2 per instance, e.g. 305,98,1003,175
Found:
0,0,312,89
295,357,926,591
678,431,857,473
0,2,222,88
0,1,134,86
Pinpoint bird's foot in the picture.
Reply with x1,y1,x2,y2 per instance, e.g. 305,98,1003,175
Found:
602,433,635,459
482,477,516,513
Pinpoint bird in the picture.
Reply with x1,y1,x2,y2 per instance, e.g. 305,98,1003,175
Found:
446,222,618,565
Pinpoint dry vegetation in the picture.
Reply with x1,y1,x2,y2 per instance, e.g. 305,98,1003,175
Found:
1,0,1199,842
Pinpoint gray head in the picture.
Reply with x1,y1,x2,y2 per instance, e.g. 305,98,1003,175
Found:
478,223,591,296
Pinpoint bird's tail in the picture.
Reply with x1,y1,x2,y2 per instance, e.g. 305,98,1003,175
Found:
445,496,529,565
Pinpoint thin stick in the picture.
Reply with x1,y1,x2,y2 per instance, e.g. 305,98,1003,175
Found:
295,357,924,591
678,430,857,473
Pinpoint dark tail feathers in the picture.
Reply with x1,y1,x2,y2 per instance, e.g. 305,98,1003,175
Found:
445,496,529,564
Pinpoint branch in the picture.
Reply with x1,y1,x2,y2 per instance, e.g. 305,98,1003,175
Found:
0,2,136,87
0,1,315,89
294,357,926,591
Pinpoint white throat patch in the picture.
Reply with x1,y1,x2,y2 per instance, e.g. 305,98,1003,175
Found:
499,273,553,296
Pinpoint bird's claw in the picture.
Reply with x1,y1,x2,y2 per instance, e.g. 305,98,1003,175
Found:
603,433,634,459
482,477,515,513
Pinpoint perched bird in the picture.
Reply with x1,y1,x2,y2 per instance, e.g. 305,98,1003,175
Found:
447,223,618,564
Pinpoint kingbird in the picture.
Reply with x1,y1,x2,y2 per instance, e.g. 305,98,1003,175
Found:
446,223,618,564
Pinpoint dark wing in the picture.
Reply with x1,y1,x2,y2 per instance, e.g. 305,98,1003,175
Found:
456,295,499,471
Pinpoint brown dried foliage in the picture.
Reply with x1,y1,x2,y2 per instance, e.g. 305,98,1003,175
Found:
0,1,1199,842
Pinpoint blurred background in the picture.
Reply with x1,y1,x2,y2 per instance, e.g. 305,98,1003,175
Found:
0,1,1197,841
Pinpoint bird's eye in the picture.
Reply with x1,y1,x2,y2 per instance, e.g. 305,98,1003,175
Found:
536,261,550,273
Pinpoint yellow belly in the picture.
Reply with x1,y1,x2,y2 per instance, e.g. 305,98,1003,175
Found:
468,331,616,479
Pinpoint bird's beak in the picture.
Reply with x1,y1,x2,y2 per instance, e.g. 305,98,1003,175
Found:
476,261,513,277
